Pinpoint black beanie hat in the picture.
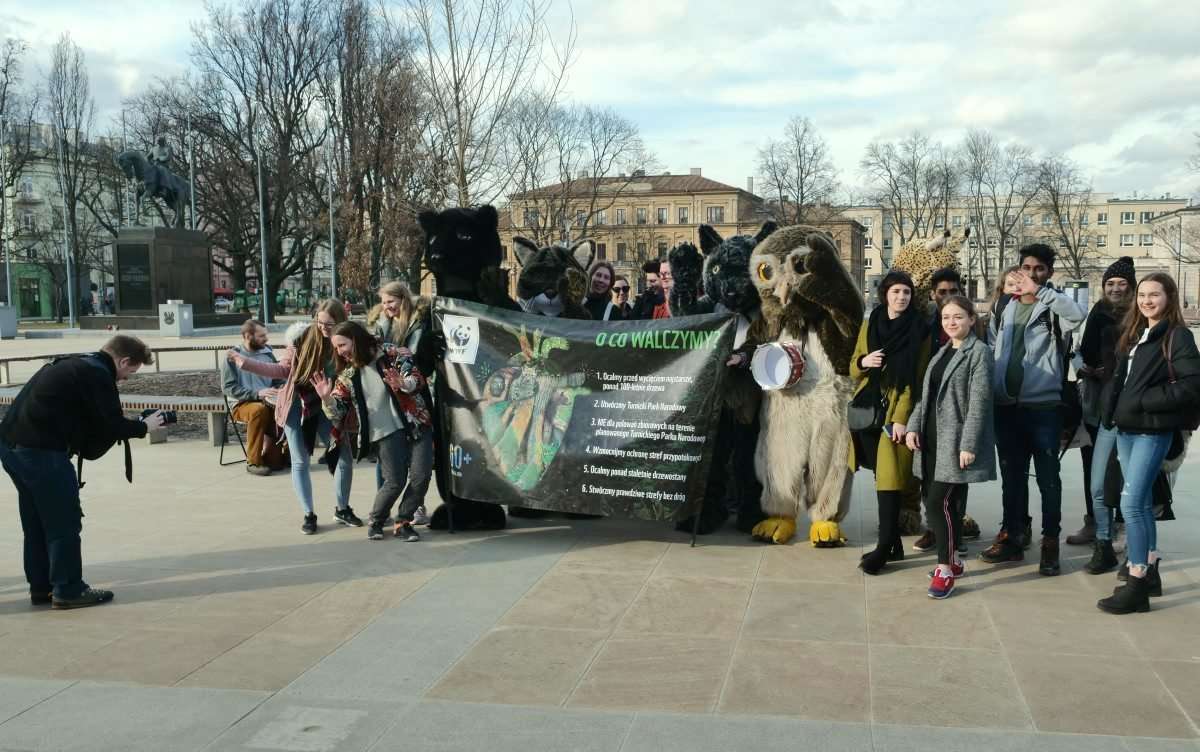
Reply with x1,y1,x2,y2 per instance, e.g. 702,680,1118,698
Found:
1103,256,1136,287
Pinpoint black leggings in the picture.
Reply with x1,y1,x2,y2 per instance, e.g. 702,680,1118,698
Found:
924,480,966,565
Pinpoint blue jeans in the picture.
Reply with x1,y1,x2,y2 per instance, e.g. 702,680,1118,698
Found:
994,404,1063,541
1115,431,1173,568
1089,425,1119,541
0,443,88,598
283,398,352,515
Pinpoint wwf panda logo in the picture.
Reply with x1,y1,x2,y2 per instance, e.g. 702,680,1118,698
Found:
451,323,472,348
162,311,175,326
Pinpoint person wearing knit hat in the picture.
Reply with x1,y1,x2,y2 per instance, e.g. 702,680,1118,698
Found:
1068,256,1136,554
1102,256,1137,289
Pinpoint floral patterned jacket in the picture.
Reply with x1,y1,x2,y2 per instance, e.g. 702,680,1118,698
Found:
321,344,431,462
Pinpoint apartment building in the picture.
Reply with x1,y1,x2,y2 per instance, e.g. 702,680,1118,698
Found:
843,194,1192,301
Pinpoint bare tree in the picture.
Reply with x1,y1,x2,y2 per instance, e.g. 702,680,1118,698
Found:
408,0,573,206
318,0,439,293
757,116,837,224
0,37,39,304
503,95,656,246
861,131,956,248
1150,211,1200,266
957,129,1041,291
1036,155,1097,279
190,0,337,320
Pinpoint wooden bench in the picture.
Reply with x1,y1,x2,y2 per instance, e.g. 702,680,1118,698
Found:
0,390,232,447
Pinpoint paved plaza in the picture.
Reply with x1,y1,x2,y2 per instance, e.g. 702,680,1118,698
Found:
1,427,1198,751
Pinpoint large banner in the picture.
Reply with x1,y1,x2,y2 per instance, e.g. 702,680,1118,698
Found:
432,298,735,521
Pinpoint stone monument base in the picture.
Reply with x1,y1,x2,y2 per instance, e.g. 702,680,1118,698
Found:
80,312,250,332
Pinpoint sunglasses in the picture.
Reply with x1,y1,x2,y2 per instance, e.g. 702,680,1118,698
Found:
613,286,629,293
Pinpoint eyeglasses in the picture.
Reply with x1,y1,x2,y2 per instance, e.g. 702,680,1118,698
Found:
613,286,629,293
316,319,336,330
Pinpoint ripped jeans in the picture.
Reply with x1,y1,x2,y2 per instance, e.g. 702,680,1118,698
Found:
995,404,1062,543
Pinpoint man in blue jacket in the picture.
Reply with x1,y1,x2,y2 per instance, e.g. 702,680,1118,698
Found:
0,336,167,609
981,244,1084,575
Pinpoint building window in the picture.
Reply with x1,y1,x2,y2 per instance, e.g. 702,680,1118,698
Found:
1140,233,1153,246
596,242,607,261
864,257,874,269
677,206,689,224
1120,234,1134,247
1140,211,1153,224
597,210,607,226
864,235,873,248
861,216,873,228
657,241,668,255
523,209,539,227
1005,235,1016,247
1023,214,1033,226
1042,214,1052,227
636,242,647,260
616,208,626,225
656,207,667,225
636,207,648,225
882,238,892,250
706,206,724,223
19,211,35,233
500,244,508,261
1097,212,1108,225
1081,214,1089,225
1121,211,1135,224
576,210,586,227
17,177,34,199
1080,236,1089,247
934,215,945,228
1097,235,1107,247
616,242,627,261
969,238,978,248
952,215,963,227
987,237,998,248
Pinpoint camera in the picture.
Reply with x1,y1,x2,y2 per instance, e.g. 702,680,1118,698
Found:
141,408,179,425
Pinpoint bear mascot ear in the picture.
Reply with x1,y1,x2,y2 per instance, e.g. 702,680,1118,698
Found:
418,210,440,238
569,239,595,270
512,236,540,268
475,204,499,231
754,221,779,244
698,224,724,255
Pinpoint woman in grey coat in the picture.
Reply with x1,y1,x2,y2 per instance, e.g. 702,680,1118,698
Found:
906,295,997,599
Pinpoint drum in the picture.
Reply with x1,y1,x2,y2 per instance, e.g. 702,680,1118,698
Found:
751,341,806,390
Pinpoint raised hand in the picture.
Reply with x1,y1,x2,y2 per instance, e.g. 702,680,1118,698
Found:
310,372,333,400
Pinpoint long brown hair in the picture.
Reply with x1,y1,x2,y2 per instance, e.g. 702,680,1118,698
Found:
330,321,378,370
293,298,347,384
1118,272,1185,354
375,281,416,343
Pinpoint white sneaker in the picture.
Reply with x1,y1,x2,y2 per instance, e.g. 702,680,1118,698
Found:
412,506,431,526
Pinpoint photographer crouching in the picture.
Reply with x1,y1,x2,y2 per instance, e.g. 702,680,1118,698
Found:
0,335,169,610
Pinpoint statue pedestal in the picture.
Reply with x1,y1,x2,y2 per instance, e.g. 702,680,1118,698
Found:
158,302,194,337
115,227,212,315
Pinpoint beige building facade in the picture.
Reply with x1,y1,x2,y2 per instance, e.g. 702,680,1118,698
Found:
495,171,865,301
841,194,1194,304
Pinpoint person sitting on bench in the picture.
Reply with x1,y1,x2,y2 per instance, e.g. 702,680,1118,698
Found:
222,319,285,475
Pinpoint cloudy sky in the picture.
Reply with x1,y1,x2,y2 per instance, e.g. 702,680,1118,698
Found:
4,0,1199,201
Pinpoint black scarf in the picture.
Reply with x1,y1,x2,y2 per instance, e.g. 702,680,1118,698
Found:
866,303,926,391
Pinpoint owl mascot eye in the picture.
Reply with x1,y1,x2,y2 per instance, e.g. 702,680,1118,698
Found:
747,225,864,546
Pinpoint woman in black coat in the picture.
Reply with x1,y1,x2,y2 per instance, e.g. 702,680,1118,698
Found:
1095,273,1200,614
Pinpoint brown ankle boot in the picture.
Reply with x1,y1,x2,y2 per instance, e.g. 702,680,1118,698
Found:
1038,537,1060,576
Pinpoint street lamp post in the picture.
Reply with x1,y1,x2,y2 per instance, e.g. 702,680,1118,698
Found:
187,112,196,231
255,144,270,323
52,127,76,328
327,139,336,299
1,116,10,310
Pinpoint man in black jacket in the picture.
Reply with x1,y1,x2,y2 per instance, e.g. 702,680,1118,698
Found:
0,335,167,609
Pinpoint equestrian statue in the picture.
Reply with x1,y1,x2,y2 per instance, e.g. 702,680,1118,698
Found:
115,146,191,229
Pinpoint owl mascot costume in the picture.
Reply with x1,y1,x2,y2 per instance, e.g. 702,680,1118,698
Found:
749,226,864,545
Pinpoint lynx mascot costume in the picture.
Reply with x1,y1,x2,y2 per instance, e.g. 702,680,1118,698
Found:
750,226,864,545
890,227,973,534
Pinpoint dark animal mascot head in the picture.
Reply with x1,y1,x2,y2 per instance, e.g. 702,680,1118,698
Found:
700,222,777,315
511,237,595,303
418,205,503,301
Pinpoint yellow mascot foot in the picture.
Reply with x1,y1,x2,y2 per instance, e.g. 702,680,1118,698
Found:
752,516,797,545
809,520,847,548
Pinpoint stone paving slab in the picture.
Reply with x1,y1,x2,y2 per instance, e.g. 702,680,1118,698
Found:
1,438,1199,749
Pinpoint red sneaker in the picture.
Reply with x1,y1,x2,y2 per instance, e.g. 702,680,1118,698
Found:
928,568,956,599
928,560,965,579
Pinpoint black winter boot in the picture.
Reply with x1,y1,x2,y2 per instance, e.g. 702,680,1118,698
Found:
1097,574,1151,614
860,490,901,575
1084,540,1118,574
1145,559,1162,597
